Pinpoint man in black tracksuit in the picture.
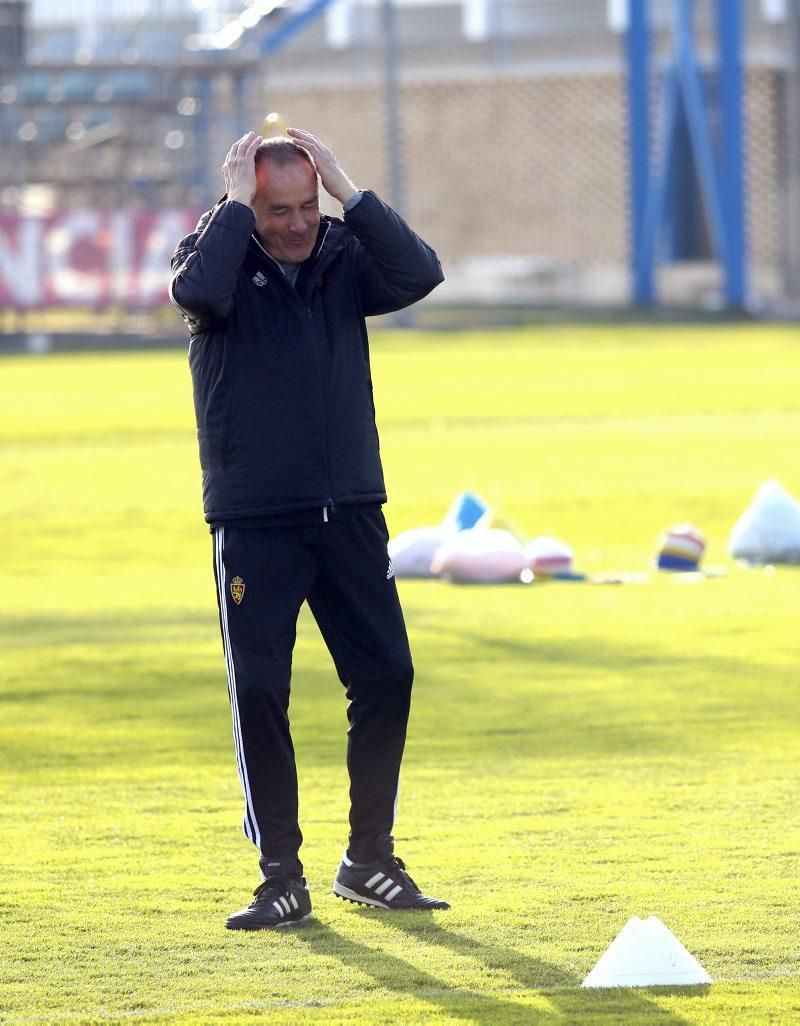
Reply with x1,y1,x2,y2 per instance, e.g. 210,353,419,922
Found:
169,128,448,928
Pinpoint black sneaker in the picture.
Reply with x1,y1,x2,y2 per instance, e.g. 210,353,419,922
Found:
333,834,450,911
226,856,312,930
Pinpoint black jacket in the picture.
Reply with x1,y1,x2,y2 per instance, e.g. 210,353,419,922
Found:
169,191,443,522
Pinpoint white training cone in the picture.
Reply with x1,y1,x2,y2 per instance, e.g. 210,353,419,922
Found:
581,916,712,988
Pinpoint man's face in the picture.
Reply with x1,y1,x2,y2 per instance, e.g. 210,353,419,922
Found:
252,158,321,264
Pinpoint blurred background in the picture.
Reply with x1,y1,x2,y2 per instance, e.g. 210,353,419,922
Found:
2,0,800,344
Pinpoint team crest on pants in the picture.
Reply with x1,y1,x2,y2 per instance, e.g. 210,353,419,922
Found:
230,576,245,605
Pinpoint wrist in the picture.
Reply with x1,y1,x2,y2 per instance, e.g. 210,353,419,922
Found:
329,176,358,206
227,193,253,209
342,190,364,213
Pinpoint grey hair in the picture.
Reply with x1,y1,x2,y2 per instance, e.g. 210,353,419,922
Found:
254,137,316,172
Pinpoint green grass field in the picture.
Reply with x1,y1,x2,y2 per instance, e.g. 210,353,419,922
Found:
1,324,799,1025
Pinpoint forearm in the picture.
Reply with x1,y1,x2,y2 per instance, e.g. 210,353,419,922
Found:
346,191,444,313
170,201,254,329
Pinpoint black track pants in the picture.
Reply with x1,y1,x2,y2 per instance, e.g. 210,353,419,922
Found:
212,508,413,863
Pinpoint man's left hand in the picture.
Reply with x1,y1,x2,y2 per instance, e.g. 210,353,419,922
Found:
287,128,359,207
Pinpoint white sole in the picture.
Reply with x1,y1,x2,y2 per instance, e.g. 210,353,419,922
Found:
226,911,313,930
332,882,392,908
274,912,314,928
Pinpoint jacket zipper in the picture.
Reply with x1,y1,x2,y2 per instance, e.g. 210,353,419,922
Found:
307,303,336,521
301,225,335,522
251,225,336,520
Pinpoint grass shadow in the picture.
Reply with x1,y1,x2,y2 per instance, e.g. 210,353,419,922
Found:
294,915,699,1024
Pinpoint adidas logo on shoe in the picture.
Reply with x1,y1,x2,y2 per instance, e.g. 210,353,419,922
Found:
226,856,312,930
333,835,449,911
226,876,312,930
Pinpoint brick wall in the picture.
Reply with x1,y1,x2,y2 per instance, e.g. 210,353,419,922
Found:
248,68,629,300
246,63,786,304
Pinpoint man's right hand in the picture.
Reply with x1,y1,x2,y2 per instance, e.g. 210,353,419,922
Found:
223,132,263,207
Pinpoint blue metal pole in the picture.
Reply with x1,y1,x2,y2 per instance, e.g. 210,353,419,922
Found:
627,0,653,305
260,0,338,54
674,0,728,265
716,0,747,307
640,67,681,279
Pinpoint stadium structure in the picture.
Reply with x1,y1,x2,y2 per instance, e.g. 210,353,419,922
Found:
1,0,800,317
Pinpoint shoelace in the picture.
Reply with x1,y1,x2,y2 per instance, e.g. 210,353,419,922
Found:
250,876,290,906
389,856,419,893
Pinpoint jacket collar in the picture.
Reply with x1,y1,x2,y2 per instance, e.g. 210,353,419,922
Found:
249,215,349,290
195,199,350,292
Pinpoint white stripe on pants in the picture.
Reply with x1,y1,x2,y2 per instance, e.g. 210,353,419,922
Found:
213,526,261,849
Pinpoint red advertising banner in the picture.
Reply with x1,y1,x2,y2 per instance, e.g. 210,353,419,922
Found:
0,209,203,309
